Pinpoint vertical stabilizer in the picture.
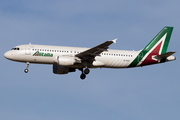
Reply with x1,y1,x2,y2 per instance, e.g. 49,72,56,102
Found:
142,27,173,55
129,27,173,67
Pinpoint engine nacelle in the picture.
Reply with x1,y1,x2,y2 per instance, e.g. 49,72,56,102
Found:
53,65,76,74
54,56,76,66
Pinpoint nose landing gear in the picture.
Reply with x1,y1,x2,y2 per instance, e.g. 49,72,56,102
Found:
24,68,28,73
24,62,29,73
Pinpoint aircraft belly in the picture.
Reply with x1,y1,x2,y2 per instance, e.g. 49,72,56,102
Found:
30,56,54,64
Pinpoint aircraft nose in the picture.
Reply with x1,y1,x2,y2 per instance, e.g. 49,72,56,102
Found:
4,51,13,60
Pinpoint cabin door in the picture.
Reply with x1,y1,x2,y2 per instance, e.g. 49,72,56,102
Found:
25,43,31,55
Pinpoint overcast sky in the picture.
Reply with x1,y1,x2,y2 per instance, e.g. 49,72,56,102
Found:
0,0,179,120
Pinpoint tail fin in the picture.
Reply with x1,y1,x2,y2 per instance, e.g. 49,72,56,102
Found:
129,27,174,67
142,26,173,55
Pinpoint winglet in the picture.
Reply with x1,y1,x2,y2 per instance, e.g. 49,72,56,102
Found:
112,38,117,43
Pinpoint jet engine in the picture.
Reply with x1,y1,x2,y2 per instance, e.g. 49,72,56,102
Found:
53,65,76,74
54,56,76,66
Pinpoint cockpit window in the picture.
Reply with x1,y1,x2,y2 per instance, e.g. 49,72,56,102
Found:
11,47,20,50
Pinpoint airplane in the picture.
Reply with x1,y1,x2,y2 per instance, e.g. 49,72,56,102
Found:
4,27,176,80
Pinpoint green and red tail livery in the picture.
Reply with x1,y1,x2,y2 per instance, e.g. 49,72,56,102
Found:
129,27,173,67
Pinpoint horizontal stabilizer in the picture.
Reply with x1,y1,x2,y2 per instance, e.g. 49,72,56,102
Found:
154,51,176,60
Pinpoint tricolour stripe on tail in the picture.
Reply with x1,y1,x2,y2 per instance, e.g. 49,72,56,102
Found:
128,27,173,67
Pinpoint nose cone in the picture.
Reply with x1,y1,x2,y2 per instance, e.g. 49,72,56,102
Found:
4,51,9,59
4,51,14,60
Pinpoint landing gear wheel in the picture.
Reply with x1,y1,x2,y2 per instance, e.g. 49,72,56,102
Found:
84,68,90,74
24,69,28,73
24,62,29,73
80,73,86,80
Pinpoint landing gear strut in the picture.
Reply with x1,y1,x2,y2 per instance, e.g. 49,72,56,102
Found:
79,68,90,80
24,62,29,73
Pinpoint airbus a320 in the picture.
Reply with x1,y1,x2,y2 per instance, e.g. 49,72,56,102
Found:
4,27,176,79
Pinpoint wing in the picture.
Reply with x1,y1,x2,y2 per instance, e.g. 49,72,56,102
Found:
75,38,117,59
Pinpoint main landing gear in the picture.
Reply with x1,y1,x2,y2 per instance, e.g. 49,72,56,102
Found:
79,68,90,80
24,62,29,73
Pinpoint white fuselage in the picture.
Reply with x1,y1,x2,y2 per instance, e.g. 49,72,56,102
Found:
4,27,176,79
4,44,141,68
